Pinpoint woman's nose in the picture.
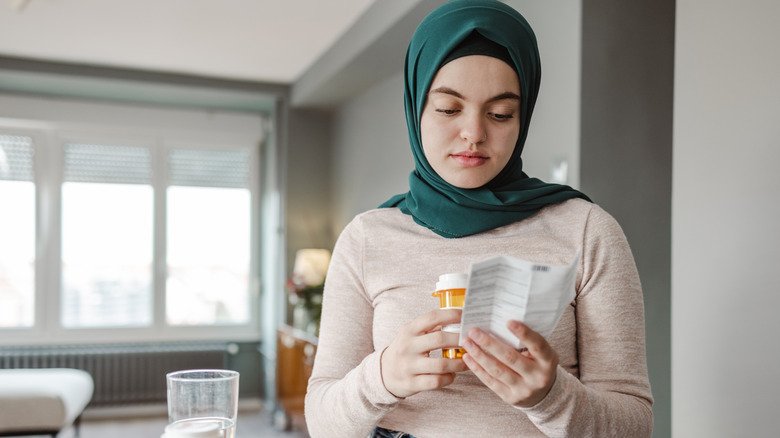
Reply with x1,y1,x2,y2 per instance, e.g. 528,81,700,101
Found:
460,113,487,145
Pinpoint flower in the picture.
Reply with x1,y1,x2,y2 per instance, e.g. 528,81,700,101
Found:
286,249,331,334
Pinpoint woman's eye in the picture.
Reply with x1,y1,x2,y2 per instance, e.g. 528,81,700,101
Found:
490,112,515,121
435,108,460,116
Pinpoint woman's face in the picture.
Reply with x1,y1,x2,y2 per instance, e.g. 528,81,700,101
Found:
420,55,521,189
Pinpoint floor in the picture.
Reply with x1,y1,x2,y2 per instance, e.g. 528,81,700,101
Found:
15,408,308,438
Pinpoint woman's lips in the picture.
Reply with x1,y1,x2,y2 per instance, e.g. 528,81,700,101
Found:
451,153,488,167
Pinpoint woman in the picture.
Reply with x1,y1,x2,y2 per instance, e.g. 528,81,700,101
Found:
304,1,653,437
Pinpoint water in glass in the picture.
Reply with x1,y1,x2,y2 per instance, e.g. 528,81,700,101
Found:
166,417,235,438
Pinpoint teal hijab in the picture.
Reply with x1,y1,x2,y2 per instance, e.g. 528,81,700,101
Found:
380,0,590,238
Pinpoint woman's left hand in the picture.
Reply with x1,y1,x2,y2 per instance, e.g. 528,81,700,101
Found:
462,320,558,408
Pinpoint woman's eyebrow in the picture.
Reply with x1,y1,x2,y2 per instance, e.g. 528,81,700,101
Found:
429,87,520,103
486,92,521,103
429,86,464,99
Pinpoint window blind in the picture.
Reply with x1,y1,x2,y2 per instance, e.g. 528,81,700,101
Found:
0,135,33,182
64,143,151,184
168,148,250,189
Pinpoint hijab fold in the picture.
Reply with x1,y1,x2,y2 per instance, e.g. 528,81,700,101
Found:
380,0,590,238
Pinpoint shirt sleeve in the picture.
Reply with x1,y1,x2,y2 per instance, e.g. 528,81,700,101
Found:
304,216,402,437
517,204,654,437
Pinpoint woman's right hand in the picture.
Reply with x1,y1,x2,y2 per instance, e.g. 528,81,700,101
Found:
380,308,469,398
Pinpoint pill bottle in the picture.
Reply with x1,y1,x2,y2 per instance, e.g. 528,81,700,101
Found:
431,272,468,359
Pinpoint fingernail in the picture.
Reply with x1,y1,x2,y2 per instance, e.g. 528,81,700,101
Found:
470,329,484,341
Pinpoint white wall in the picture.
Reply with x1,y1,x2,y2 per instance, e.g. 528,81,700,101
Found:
330,1,582,232
673,1,780,436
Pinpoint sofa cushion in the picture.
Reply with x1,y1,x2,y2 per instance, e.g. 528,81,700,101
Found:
0,368,93,432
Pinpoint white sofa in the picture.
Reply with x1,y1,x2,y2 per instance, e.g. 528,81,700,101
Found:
0,368,94,437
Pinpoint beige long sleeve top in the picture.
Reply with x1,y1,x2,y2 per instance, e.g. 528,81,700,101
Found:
304,199,653,437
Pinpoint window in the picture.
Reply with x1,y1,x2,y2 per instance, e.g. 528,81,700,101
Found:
0,135,35,328
61,144,154,328
166,149,251,326
0,96,267,343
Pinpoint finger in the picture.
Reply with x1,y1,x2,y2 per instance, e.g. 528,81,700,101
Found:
462,335,521,387
407,308,462,335
467,327,534,376
462,353,511,400
508,321,555,364
413,357,469,375
412,330,461,353
412,373,456,391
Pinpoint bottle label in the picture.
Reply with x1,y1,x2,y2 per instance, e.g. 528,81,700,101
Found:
442,323,461,333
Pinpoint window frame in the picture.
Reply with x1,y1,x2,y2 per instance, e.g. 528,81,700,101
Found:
0,104,266,345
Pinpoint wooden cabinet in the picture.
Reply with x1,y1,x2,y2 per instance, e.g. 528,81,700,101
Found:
274,324,318,431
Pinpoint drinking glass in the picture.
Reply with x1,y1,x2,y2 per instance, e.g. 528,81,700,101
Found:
166,369,239,438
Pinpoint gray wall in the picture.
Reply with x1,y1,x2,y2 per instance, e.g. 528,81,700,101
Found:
673,0,780,436
331,71,411,232
286,108,335,266
329,2,583,231
504,0,582,187
580,1,674,437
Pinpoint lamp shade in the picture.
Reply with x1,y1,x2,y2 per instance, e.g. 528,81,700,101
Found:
292,249,331,286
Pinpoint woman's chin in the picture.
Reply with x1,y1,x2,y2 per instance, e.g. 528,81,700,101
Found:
445,176,490,190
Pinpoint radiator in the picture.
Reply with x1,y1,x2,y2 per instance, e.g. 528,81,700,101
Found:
0,342,229,406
